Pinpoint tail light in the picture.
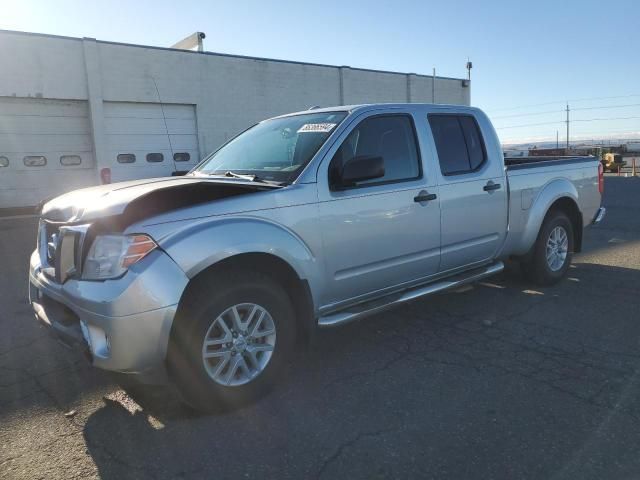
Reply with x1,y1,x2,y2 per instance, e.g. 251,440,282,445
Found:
598,162,604,194
100,167,112,184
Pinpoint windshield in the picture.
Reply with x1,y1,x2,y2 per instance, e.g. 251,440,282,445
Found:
195,111,348,183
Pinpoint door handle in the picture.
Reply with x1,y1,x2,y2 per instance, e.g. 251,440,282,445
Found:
483,181,501,192
414,192,437,203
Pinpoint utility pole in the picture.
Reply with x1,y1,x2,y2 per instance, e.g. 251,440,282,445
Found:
556,130,559,149
565,103,570,151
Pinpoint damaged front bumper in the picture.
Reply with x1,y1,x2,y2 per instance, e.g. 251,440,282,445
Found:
29,248,189,381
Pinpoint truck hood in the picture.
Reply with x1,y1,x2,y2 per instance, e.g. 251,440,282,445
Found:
41,176,276,224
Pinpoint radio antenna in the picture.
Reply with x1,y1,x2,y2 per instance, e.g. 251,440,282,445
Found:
151,76,179,173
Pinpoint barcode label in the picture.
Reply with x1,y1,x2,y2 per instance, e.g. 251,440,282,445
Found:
297,123,337,133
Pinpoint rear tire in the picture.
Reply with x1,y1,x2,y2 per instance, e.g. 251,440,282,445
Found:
522,210,574,286
168,269,296,412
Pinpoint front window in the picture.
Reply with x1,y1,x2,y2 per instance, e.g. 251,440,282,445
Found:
329,114,421,189
195,111,348,183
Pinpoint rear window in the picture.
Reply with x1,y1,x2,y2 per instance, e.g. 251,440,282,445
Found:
459,116,486,170
429,114,487,175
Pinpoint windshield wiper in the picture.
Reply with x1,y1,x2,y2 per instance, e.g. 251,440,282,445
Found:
203,170,264,182
222,171,261,182
205,170,288,186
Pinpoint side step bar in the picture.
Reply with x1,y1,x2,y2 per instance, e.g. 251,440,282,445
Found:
318,261,504,328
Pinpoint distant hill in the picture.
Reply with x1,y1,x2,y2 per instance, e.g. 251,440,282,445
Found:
503,137,640,150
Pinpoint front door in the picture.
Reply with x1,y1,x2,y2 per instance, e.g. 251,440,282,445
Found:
317,112,441,308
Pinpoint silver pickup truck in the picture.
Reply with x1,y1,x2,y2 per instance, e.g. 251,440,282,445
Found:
29,103,605,410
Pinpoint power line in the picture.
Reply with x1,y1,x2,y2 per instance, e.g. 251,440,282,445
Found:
496,120,565,129
492,96,640,144
492,102,640,120
495,115,640,130
487,93,640,113
560,130,640,138
501,133,640,145
492,109,565,120
573,115,640,123
488,100,567,113
501,128,640,137
572,103,640,112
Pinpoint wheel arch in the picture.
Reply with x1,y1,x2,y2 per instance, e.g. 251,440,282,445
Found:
546,197,583,253
517,178,583,256
172,252,317,349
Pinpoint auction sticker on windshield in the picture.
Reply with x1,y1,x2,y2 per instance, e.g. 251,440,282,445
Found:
297,123,337,133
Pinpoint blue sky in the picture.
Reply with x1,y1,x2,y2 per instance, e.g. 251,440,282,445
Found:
2,0,639,144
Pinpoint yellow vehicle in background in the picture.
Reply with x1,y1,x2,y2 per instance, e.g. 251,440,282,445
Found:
601,153,626,172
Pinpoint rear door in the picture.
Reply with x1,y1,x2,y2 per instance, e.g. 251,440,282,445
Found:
428,113,507,272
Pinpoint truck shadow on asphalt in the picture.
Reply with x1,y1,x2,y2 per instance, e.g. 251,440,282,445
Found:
80,261,640,479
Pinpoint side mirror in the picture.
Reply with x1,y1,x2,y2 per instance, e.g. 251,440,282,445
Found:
339,155,385,187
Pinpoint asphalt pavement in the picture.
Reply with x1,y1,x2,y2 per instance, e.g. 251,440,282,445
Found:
1,175,639,479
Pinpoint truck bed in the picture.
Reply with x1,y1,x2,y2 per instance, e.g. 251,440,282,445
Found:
504,156,596,170
500,154,601,258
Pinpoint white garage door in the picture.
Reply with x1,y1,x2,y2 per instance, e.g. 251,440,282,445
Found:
0,97,95,209
103,102,200,183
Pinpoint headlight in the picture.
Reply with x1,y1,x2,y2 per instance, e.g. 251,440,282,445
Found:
82,234,157,280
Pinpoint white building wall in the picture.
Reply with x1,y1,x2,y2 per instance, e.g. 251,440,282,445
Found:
341,68,409,104
198,56,342,152
0,29,471,208
0,33,87,100
434,76,470,105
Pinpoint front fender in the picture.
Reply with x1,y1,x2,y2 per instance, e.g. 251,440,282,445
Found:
517,178,579,255
158,215,320,291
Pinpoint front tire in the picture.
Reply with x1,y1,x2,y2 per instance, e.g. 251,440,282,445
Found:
168,269,296,412
522,210,574,286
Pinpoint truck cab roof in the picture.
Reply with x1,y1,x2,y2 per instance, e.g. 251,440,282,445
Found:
272,103,483,120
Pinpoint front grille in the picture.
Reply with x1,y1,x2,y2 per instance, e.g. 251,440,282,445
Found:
38,220,59,280
45,222,61,266
38,220,90,283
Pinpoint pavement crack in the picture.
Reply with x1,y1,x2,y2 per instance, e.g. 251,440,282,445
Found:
324,335,411,387
0,360,85,389
315,428,394,480
0,335,47,359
